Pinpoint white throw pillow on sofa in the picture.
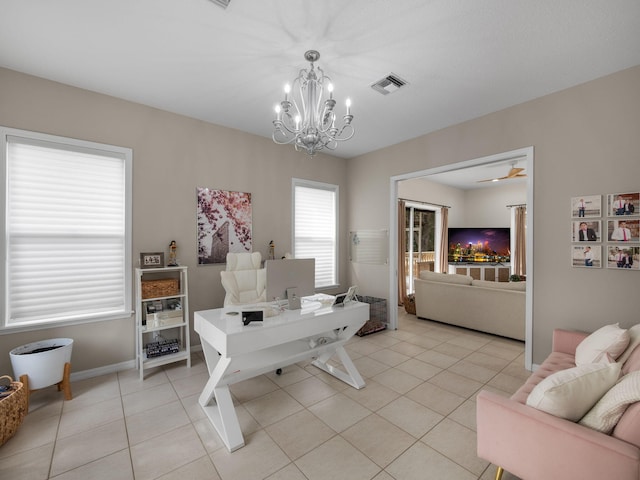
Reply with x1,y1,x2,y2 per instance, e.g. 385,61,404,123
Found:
575,323,630,366
526,361,622,421
616,324,640,365
579,371,640,434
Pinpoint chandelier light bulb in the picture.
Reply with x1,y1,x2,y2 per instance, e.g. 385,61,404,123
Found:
272,50,355,156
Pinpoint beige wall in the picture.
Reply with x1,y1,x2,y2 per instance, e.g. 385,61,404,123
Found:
398,177,526,228
462,183,526,227
2,65,639,374
398,177,466,225
347,65,640,364
0,67,350,375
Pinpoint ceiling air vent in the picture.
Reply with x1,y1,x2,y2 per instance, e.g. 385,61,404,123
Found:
209,0,230,9
371,73,408,95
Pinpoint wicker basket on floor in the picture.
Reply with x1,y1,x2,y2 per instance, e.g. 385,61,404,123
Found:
0,375,27,446
404,294,416,315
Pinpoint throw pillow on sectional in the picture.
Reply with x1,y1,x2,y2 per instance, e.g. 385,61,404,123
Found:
579,371,640,434
616,324,640,365
575,323,630,366
526,361,622,421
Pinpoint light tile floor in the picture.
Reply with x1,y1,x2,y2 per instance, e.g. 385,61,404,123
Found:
0,309,526,480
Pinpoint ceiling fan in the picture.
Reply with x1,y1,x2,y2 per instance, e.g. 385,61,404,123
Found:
477,163,527,183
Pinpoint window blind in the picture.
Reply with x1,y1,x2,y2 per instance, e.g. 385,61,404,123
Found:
293,180,338,288
4,133,131,327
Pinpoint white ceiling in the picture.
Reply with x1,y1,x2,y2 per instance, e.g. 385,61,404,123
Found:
1,0,640,166
426,156,529,190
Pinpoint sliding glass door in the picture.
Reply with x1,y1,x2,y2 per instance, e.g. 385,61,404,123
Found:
405,206,435,295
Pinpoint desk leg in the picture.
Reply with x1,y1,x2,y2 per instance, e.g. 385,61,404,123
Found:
340,321,363,339
200,340,220,376
198,353,228,406
312,345,365,389
205,385,244,452
198,345,245,452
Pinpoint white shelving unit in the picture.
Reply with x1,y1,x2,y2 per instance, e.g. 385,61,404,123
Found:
135,266,191,380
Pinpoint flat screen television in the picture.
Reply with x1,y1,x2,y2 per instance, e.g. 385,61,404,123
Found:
265,258,316,303
448,227,511,263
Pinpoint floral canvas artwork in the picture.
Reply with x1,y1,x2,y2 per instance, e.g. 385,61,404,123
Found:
197,188,252,264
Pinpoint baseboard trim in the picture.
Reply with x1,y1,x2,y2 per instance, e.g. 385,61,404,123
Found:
69,344,203,382
70,360,136,382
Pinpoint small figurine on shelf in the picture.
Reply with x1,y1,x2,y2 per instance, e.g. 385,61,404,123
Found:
168,240,178,266
268,240,275,260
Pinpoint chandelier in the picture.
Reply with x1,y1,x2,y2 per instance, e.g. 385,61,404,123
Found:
272,50,354,156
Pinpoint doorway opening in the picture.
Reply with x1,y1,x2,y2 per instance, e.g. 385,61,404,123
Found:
388,147,534,370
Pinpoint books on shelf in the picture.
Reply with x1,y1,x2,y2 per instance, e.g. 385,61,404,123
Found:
145,338,180,358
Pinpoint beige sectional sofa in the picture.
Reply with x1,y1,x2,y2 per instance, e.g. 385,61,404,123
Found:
413,270,525,340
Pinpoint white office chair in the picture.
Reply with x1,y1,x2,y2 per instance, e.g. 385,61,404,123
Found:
220,252,266,306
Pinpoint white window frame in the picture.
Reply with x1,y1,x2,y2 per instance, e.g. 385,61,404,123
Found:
1,127,132,333
292,178,339,290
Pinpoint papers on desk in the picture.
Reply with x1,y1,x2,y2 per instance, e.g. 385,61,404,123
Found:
303,293,335,307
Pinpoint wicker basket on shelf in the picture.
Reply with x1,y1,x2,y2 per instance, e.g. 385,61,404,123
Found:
0,375,28,446
141,278,179,299
404,294,416,315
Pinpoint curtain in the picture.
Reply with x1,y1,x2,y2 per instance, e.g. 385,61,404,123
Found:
438,207,449,273
513,206,526,276
397,200,407,305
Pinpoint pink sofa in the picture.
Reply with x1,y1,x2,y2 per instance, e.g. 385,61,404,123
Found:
477,329,640,480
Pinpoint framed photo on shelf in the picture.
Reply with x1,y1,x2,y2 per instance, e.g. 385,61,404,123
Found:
606,245,639,270
607,219,639,242
571,245,601,268
571,220,600,242
607,192,639,217
140,252,164,268
571,195,601,218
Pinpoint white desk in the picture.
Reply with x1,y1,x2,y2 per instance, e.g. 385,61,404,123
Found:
194,301,369,452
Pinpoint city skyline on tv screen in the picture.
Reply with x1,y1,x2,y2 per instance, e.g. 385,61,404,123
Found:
448,227,511,255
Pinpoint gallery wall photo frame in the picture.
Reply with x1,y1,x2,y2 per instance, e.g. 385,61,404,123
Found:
607,192,639,217
571,244,601,268
606,245,639,270
571,195,601,218
571,193,639,271
571,220,601,242
140,252,164,268
606,218,640,242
